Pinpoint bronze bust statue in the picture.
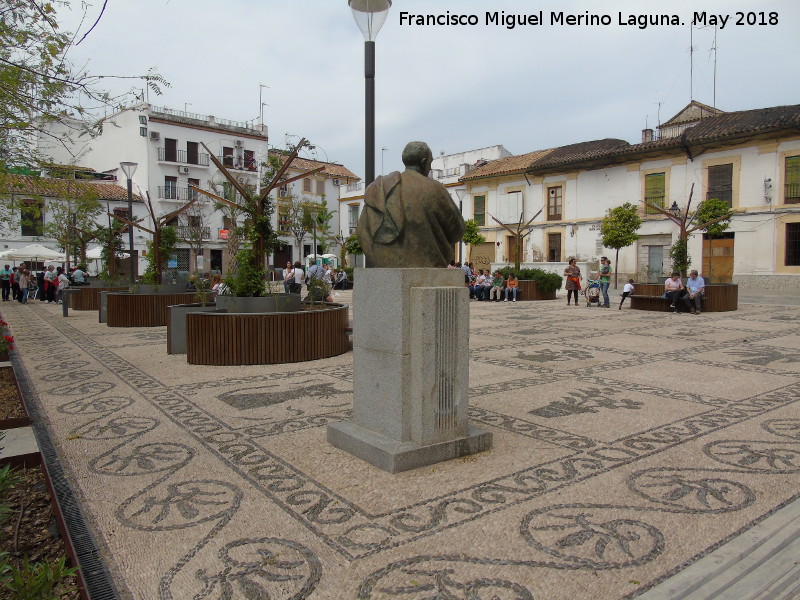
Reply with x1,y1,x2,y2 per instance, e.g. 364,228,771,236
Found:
356,141,465,268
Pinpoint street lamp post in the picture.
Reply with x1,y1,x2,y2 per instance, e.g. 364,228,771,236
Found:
119,162,138,284
349,0,391,187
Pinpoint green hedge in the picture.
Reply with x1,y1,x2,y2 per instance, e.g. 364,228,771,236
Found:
497,266,563,293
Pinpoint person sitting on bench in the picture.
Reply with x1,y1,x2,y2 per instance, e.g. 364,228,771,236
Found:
664,272,686,314
683,270,705,314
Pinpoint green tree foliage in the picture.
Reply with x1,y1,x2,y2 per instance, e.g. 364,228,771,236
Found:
225,248,266,297
600,202,642,288
670,237,691,276
344,234,362,257
462,219,486,247
141,225,177,284
0,1,167,169
693,197,733,281
42,186,102,264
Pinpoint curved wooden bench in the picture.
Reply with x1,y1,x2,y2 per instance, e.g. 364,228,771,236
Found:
186,304,350,365
106,292,198,327
71,286,128,311
630,283,738,312
516,280,557,301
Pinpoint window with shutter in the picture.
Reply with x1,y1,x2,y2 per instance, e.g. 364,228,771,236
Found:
473,195,486,226
786,156,800,204
644,173,666,214
707,164,733,207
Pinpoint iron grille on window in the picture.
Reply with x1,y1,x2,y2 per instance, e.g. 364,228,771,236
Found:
787,223,800,266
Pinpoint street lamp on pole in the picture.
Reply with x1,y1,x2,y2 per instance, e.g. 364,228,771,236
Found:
349,0,391,187
119,162,138,285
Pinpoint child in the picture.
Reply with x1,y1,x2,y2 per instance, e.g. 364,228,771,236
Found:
619,279,634,309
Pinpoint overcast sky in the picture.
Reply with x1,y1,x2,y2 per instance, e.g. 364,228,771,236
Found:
60,0,800,178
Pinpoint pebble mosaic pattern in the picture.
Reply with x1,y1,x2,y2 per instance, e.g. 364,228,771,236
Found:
3,296,800,599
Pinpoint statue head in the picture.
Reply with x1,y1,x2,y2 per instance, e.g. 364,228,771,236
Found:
401,141,434,177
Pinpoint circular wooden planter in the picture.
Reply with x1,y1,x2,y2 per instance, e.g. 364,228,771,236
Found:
106,292,198,327
186,303,350,365
630,282,738,312
517,279,557,300
70,286,128,311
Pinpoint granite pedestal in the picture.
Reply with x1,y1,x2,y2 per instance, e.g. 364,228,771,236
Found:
327,268,492,473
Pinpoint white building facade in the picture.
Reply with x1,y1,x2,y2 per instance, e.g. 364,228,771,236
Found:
34,104,357,275
460,102,800,288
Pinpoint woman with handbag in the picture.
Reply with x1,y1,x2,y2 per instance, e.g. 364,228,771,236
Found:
564,258,582,306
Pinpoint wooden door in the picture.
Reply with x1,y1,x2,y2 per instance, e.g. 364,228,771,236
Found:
702,235,734,283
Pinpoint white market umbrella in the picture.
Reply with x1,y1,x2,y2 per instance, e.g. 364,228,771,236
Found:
0,244,65,262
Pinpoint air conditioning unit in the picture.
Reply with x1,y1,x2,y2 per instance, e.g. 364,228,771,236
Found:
237,176,245,184
178,166,190,175
333,178,341,186
234,140,244,148
149,131,160,141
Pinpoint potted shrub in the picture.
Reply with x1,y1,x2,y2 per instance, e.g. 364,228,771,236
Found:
0,319,13,362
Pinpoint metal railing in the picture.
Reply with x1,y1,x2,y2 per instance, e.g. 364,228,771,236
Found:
345,182,364,192
644,195,665,214
786,183,800,204
219,156,258,172
157,148,210,166
176,225,211,241
157,186,202,201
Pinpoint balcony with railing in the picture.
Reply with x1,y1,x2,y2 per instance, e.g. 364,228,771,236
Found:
157,148,210,166
157,186,202,201
218,156,258,172
176,225,211,241
786,183,800,204
345,182,364,193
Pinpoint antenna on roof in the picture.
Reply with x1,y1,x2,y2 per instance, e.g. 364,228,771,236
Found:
712,24,718,108
689,24,694,101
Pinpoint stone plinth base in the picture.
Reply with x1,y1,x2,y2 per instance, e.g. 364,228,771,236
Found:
328,268,492,473
327,420,492,474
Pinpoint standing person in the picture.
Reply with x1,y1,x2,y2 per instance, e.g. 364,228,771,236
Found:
504,273,519,302
489,270,504,302
334,269,348,290
291,261,304,294
36,268,46,301
283,262,294,294
0,264,11,301
44,265,56,302
598,256,612,308
56,268,70,303
10,267,19,301
563,258,582,306
684,270,705,314
619,279,635,309
664,271,686,314
461,260,472,285
17,269,30,303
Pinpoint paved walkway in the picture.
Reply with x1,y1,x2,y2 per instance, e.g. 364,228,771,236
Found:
2,292,800,599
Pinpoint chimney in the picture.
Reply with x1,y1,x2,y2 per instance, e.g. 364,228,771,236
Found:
642,128,654,143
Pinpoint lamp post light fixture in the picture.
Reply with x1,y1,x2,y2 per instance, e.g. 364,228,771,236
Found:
119,161,138,284
669,201,680,217
349,0,391,187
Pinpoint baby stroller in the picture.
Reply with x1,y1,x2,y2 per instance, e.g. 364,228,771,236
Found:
584,277,601,307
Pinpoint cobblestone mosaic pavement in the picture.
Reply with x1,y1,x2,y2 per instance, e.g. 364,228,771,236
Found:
3,294,800,599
